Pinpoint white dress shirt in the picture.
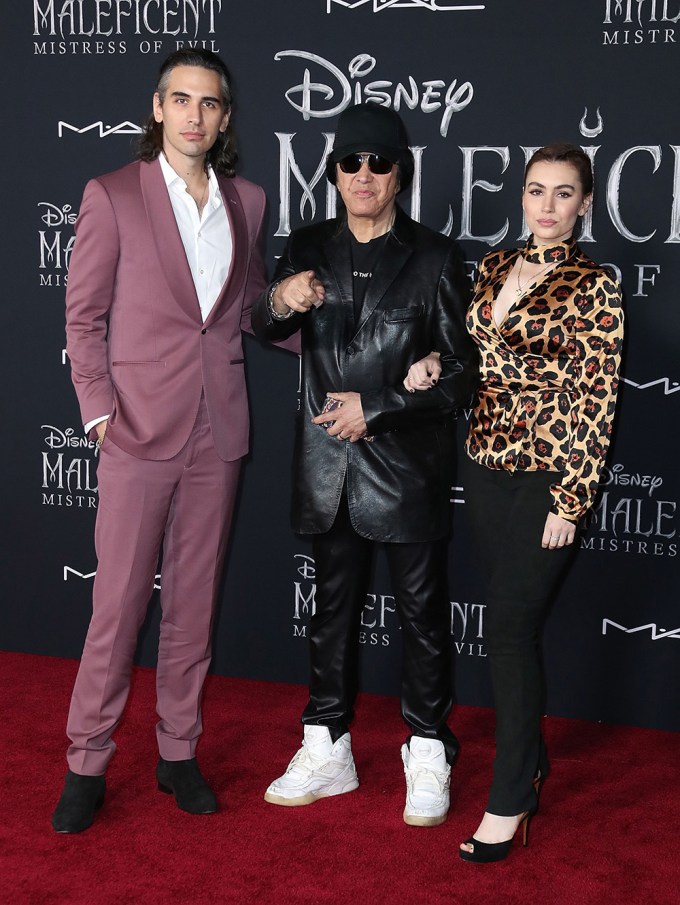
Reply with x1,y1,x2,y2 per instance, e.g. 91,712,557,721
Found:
85,155,233,435
158,152,233,322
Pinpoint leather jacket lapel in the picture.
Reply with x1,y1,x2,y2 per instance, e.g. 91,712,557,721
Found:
354,209,413,336
323,226,356,341
324,225,352,304
356,236,412,335
321,211,415,340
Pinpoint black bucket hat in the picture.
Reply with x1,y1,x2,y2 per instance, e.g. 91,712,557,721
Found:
330,104,409,163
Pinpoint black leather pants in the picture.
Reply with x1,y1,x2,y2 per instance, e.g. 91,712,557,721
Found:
463,456,575,815
302,491,458,764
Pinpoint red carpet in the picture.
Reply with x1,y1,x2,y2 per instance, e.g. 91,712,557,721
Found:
1,652,677,905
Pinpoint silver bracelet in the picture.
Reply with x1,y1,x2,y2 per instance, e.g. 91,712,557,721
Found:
268,281,295,321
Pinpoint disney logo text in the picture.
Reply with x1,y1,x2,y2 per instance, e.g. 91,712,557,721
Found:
42,425,98,452
39,203,76,227
601,463,663,496
275,50,473,136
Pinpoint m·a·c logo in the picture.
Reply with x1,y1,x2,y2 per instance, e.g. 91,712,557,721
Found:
602,619,680,641
58,121,142,138
63,566,161,589
63,566,96,581
623,376,680,396
326,0,485,12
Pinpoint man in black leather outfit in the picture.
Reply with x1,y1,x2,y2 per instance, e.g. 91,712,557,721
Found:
252,104,477,826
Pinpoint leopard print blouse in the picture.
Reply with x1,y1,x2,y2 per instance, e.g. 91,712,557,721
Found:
465,235,624,523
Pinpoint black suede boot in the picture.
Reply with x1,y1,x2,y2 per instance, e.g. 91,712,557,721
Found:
156,757,217,814
52,770,106,833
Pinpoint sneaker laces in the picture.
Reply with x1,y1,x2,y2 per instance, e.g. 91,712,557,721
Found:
406,764,449,796
284,739,335,778
403,744,450,799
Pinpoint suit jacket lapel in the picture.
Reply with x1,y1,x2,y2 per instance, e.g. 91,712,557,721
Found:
205,175,249,326
140,159,201,323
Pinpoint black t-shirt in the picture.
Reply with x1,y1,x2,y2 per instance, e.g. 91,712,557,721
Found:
350,232,388,321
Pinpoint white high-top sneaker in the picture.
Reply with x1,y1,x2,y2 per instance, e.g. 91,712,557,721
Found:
264,725,359,806
401,737,451,827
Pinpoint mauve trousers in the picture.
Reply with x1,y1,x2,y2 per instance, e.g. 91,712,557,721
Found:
66,396,241,775
463,456,574,815
302,491,459,764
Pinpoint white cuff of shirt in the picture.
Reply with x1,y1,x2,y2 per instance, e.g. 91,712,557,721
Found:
84,415,109,435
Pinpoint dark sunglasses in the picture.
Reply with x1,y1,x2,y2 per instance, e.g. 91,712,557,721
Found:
337,153,395,175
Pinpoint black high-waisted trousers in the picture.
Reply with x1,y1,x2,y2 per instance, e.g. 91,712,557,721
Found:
463,456,574,815
302,490,459,764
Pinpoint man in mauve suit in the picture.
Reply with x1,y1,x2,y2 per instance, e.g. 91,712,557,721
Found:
52,49,283,833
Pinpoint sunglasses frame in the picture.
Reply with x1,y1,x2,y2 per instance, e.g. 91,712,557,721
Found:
337,153,395,175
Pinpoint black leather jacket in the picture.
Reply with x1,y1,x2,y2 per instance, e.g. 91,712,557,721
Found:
252,207,478,542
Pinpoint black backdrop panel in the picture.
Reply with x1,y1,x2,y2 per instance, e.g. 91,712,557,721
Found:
2,1,678,731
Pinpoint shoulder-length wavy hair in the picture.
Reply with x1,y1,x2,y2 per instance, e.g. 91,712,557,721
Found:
137,49,238,177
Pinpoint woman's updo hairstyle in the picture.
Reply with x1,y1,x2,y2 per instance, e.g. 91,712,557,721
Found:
524,144,593,196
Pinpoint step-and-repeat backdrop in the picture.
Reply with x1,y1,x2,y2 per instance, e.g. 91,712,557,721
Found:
3,1,678,731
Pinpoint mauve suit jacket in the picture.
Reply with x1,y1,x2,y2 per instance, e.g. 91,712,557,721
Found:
65,158,269,462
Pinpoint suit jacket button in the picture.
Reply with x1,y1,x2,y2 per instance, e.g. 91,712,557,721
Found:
346,345,355,356
201,328,207,334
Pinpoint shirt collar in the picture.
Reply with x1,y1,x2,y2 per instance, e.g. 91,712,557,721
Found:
158,153,222,210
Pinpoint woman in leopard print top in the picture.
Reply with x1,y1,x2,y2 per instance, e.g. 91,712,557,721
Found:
405,144,624,863
464,227,622,524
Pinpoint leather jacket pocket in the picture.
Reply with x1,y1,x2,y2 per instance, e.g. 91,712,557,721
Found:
383,304,424,324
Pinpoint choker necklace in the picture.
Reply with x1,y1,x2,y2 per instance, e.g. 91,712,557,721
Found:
516,235,574,297
523,235,574,265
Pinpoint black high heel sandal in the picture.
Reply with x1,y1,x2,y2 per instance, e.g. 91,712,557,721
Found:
532,772,545,815
459,771,546,864
459,809,534,864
